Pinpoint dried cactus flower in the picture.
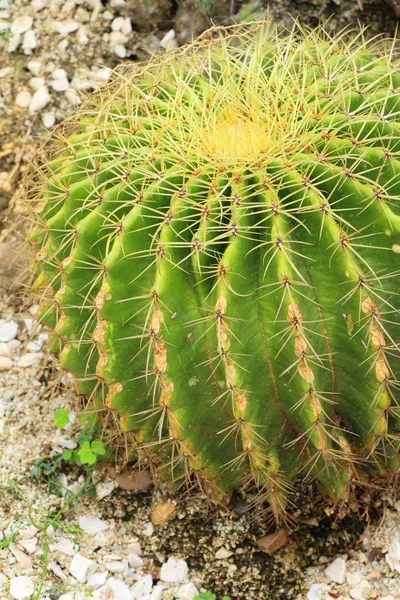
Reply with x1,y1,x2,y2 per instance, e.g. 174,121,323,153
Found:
27,23,400,520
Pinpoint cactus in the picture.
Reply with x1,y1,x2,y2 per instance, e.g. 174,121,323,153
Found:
27,23,400,519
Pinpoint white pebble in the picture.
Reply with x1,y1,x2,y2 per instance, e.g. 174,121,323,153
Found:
325,557,346,584
0,21,9,31
30,0,46,11
0,66,13,77
29,86,51,113
91,67,110,82
386,538,400,572
96,481,116,500
121,17,132,36
77,25,88,45
128,551,143,569
17,352,44,368
18,538,38,555
52,77,69,92
142,522,154,537
27,59,42,76
160,558,188,583
160,29,177,50
16,88,35,109
176,582,199,600
79,516,109,536
105,560,126,573
11,16,32,35
306,584,327,600
215,547,233,559
65,88,81,106
111,16,123,31
55,19,79,35
49,539,75,556
69,554,98,583
0,320,18,342
9,543,32,569
10,576,34,599
22,29,36,52
131,574,153,599
29,77,45,90
109,578,131,600
0,342,9,356
346,571,364,586
8,339,21,350
52,68,67,79
113,44,126,58
350,580,371,600
49,561,67,580
87,571,108,588
0,573,5,591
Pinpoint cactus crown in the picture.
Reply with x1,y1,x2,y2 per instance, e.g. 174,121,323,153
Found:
28,23,400,521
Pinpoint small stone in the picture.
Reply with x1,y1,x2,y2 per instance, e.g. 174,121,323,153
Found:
0,356,12,371
52,77,69,92
160,557,188,583
215,547,234,559
386,538,400,572
16,90,32,108
350,580,371,600
346,572,364,586
176,582,199,600
77,25,89,45
325,557,346,584
65,88,81,106
49,539,75,556
79,516,109,536
151,502,176,525
69,553,98,583
105,560,126,573
113,44,126,58
96,481,116,499
22,30,36,52
10,576,34,599
108,578,131,600
111,16,123,31
29,86,51,113
0,320,18,342
160,29,177,50
87,571,108,588
256,529,289,553
0,66,13,77
29,77,46,90
9,544,32,569
55,19,79,35
17,352,44,367
116,469,153,491
121,17,132,35
31,0,46,10
42,111,56,128
49,561,67,580
11,16,33,35
364,570,381,581
8,340,20,350
127,551,143,569
91,67,111,82
27,59,42,75
131,574,153,599
18,538,38,554
150,586,164,600
0,342,9,356
142,521,154,537
306,584,328,600
52,67,67,79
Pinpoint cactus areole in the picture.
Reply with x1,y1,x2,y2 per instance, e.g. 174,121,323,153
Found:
29,23,400,518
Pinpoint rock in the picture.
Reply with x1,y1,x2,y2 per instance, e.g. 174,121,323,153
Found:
29,77,45,90
16,90,32,108
55,19,79,35
42,111,56,128
0,342,10,355
113,44,126,58
49,539,75,556
151,502,176,525
10,576,34,599
346,571,364,586
29,86,51,113
128,551,143,568
325,557,346,584
22,30,36,52
111,16,123,31
176,582,199,600
87,571,108,588
48,561,67,580
256,529,289,553
96,481,116,499
116,468,152,491
160,29,177,50
69,553,98,583
79,516,109,536
142,522,154,537
131,574,153,599
0,356,12,371
105,560,126,573
27,60,42,76
160,557,188,583
108,578,131,600
17,352,44,368
65,88,81,106
31,0,46,10
90,67,111,82
121,17,132,35
0,67,13,77
18,538,38,554
215,546,234,559
11,16,33,35
0,321,18,342
306,584,328,600
77,25,89,45
386,538,400,572
52,67,67,79
9,543,32,569
350,580,371,600
52,77,69,92
150,586,164,600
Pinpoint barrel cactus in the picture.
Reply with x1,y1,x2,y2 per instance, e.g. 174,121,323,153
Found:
28,23,400,519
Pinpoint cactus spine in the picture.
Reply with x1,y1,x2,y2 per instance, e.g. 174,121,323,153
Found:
28,23,400,518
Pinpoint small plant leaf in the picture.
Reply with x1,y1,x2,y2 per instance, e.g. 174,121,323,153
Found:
53,409,70,429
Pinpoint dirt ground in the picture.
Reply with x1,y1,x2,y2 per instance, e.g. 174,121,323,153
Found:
1,1,400,599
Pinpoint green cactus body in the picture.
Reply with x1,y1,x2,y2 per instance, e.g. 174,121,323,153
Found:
29,23,400,517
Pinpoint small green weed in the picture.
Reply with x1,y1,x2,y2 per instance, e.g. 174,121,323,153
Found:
194,593,232,600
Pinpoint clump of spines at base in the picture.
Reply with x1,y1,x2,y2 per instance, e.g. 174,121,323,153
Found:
26,22,400,522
